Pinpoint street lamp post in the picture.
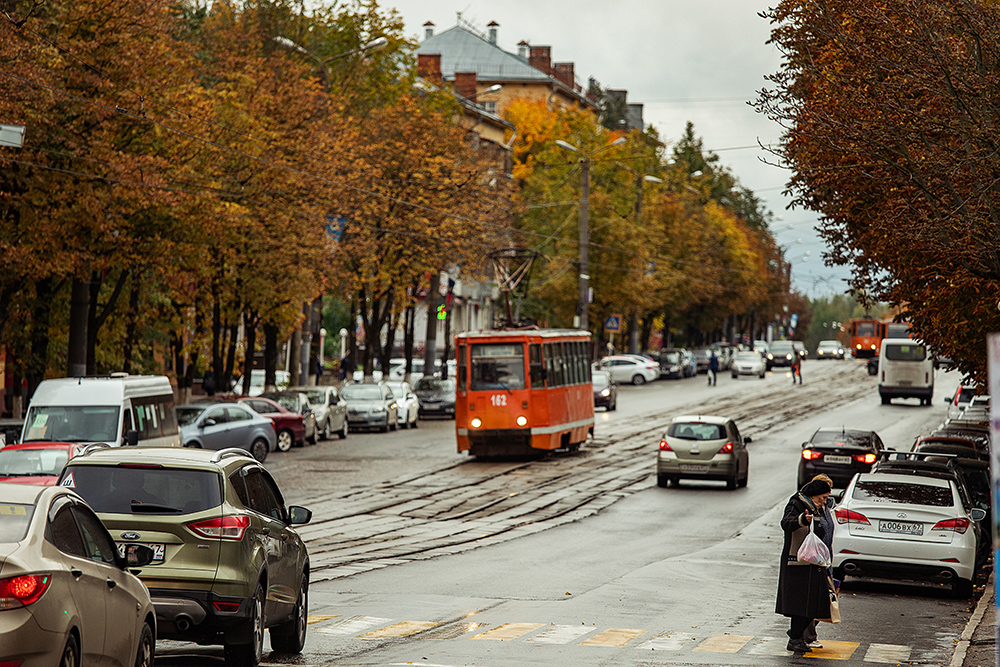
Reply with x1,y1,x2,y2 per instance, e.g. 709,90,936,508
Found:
555,137,626,332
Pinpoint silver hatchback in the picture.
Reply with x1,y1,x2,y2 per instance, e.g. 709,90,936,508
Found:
656,415,751,489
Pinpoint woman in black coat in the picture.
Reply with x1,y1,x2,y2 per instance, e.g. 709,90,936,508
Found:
775,478,832,653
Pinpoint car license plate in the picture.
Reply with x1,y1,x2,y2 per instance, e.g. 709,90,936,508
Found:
679,464,709,472
879,521,922,535
824,455,851,465
117,542,165,562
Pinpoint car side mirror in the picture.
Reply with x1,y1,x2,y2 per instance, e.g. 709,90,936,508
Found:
970,508,987,522
124,543,155,568
743,437,752,444
943,397,951,404
204,418,217,427
125,429,139,447
288,506,312,525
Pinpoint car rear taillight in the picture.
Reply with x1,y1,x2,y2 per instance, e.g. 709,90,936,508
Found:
213,601,241,612
801,449,823,461
717,442,734,454
853,453,877,464
0,574,51,609
188,516,250,540
835,508,871,525
931,518,971,534
659,439,673,452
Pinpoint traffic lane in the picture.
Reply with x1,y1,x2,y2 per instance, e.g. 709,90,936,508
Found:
264,415,466,505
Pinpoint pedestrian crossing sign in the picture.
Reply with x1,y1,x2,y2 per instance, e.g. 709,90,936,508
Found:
604,315,622,332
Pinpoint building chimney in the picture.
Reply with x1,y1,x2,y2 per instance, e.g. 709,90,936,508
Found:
423,21,435,40
487,21,499,45
454,71,478,100
517,40,529,59
418,53,442,82
553,62,575,89
528,45,551,74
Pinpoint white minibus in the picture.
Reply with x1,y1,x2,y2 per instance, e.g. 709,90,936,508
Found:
21,374,181,447
878,338,934,406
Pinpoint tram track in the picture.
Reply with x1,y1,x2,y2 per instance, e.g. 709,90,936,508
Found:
298,362,873,582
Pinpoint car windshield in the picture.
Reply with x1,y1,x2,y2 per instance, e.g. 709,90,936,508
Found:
341,385,383,401
810,430,873,447
819,340,840,348
470,344,525,391
175,406,205,426
769,342,794,354
735,352,760,361
668,422,727,440
0,503,34,542
852,480,953,507
662,352,680,363
386,384,407,398
62,466,223,515
592,373,609,387
884,343,927,361
0,448,69,477
262,394,299,412
415,378,454,392
303,389,327,404
23,406,120,443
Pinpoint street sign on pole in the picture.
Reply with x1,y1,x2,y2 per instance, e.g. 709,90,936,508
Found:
0,124,24,148
604,314,622,333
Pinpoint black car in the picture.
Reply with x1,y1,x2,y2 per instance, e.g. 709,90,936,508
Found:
414,377,456,419
657,348,687,379
592,370,618,410
798,427,885,489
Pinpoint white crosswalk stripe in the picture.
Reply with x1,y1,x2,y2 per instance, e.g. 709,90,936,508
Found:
527,624,596,644
864,643,912,662
634,631,697,651
315,615,393,636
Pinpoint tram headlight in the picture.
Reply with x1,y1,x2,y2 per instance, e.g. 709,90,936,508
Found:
471,417,482,428
516,415,528,427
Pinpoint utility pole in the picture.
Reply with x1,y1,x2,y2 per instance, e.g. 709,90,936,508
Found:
423,272,440,377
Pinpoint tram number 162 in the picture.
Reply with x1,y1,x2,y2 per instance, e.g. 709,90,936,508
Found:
490,394,508,407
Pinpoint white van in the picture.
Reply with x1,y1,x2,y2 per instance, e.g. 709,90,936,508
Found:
21,374,181,447
878,338,934,406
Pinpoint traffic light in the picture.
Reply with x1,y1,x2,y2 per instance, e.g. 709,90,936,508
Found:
436,304,447,320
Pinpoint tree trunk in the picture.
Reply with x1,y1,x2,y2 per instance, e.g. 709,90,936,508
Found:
28,277,55,397
403,304,415,382
123,273,141,373
640,314,654,354
86,268,129,375
223,323,238,391
241,311,259,396
67,276,89,377
441,307,452,379
263,321,279,391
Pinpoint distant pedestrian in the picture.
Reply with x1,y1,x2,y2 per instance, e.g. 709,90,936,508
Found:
776,478,832,653
203,370,216,397
339,354,349,382
708,351,719,386
791,351,802,384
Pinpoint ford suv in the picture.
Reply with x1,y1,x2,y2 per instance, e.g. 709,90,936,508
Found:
58,446,311,667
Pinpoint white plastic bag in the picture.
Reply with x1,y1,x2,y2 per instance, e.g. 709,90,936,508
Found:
796,519,831,567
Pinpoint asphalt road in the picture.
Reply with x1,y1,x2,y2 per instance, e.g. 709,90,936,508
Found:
156,359,982,666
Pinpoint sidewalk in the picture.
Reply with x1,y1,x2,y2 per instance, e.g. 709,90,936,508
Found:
955,576,995,667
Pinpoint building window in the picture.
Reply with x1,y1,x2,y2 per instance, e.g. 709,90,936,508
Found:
482,101,497,114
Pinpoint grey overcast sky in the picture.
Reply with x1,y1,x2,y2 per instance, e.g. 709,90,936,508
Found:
384,0,849,298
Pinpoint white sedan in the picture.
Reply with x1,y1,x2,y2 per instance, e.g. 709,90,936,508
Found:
832,470,986,598
599,355,659,385
386,381,420,429
730,351,766,379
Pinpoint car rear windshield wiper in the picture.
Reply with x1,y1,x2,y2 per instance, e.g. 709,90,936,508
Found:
130,501,183,513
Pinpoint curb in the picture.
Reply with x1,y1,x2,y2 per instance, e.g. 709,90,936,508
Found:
950,574,994,667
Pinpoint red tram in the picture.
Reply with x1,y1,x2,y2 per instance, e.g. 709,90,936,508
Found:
847,318,885,359
455,329,595,457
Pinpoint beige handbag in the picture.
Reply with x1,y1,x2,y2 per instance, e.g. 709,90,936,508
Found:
819,575,841,624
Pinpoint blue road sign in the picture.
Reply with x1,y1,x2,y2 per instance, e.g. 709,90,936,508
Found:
604,314,622,332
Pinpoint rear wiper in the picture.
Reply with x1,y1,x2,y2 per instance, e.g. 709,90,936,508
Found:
130,501,183,513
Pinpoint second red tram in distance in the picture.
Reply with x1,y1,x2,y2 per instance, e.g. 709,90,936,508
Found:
455,329,595,457
847,318,885,358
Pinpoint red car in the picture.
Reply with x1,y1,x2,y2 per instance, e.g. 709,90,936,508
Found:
0,442,85,485
236,396,306,452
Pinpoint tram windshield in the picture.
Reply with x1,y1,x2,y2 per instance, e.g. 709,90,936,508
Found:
470,344,526,391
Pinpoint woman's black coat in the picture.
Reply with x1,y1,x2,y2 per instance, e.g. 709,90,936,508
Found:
775,493,832,618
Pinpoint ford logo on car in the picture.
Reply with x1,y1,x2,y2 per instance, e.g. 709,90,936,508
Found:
120,532,141,540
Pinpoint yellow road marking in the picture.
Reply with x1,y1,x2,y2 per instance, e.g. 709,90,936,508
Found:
806,640,861,660
306,615,341,625
580,628,646,647
470,623,543,640
358,621,442,638
693,634,753,653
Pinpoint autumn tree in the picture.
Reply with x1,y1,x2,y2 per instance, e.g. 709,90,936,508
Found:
757,0,1000,381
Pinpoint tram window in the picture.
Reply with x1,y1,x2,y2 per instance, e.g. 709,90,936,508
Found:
457,345,467,390
576,342,587,383
529,344,545,389
569,342,580,384
471,344,526,391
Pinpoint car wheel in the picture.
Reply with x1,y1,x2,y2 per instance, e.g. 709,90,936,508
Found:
380,421,389,433
657,473,670,488
249,438,268,463
731,373,737,379
225,582,264,667
184,441,201,448
135,622,154,667
739,467,749,488
60,634,79,667
271,571,308,653
610,399,617,411
323,420,333,441
953,577,974,599
338,420,348,439
631,374,646,386
307,428,317,445
880,395,890,406
276,429,294,452
400,418,409,429
726,473,738,490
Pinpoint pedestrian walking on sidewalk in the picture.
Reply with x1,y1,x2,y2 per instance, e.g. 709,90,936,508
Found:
802,474,838,649
708,350,719,386
775,478,832,653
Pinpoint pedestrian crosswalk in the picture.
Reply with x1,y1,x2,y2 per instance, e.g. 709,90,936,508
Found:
305,614,913,662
